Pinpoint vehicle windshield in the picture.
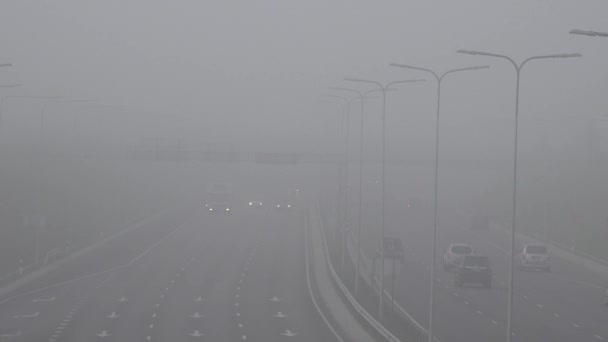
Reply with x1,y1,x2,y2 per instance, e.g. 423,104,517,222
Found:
452,245,473,254
464,256,490,268
526,246,548,254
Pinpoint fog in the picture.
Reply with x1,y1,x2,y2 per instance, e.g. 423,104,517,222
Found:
1,1,608,342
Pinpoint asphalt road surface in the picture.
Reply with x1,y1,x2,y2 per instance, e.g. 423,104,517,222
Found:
0,204,338,342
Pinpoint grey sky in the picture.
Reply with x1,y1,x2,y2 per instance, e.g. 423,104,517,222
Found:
0,0,607,155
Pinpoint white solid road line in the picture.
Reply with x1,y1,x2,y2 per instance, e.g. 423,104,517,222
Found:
33,297,56,302
13,311,39,318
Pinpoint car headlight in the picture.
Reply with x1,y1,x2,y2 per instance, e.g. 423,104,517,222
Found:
277,205,280,208
249,202,252,206
287,204,291,208
226,208,230,211
209,208,213,211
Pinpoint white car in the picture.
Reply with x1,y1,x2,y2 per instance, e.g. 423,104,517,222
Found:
444,244,474,271
518,244,550,271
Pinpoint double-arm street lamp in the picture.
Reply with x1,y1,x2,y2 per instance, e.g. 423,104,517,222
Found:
343,78,424,322
389,63,489,342
457,48,581,342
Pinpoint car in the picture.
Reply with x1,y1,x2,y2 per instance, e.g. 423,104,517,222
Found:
248,201,263,209
206,202,231,214
454,255,492,288
518,244,550,271
275,202,293,211
444,244,474,271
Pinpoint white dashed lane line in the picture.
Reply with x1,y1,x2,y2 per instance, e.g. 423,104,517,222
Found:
595,335,604,340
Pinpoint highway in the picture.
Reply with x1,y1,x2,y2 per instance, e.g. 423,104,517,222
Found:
0,203,338,341
358,199,608,342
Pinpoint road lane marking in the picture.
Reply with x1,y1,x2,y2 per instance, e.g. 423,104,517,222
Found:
522,295,528,300
0,331,21,338
149,324,154,328
33,297,56,302
491,320,498,325
476,310,483,315
274,312,287,318
573,324,580,328
554,313,560,318
119,296,127,302
189,330,204,337
537,304,543,308
107,312,119,318
96,330,111,337
13,312,40,318
464,301,470,305
194,296,204,302
595,335,604,340
191,312,204,318
304,213,346,342
282,330,297,337
236,312,241,317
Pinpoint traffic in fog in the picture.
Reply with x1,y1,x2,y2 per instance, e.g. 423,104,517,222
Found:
1,1,608,342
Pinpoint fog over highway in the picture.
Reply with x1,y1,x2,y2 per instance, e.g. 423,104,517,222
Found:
1,1,608,342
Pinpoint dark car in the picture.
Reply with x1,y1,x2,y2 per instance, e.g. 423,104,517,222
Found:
206,202,231,214
454,255,492,288
275,201,293,211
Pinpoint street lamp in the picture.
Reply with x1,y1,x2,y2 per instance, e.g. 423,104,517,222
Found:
570,29,608,37
328,86,368,297
457,48,581,342
390,62,488,342
343,77,424,322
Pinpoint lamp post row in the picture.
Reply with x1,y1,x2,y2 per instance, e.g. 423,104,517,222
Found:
323,29,597,341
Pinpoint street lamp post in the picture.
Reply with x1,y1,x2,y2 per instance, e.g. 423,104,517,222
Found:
457,49,581,342
328,86,369,297
322,93,356,276
389,62,488,342
343,78,424,322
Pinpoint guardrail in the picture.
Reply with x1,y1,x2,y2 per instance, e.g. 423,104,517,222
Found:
344,229,432,342
314,203,401,342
